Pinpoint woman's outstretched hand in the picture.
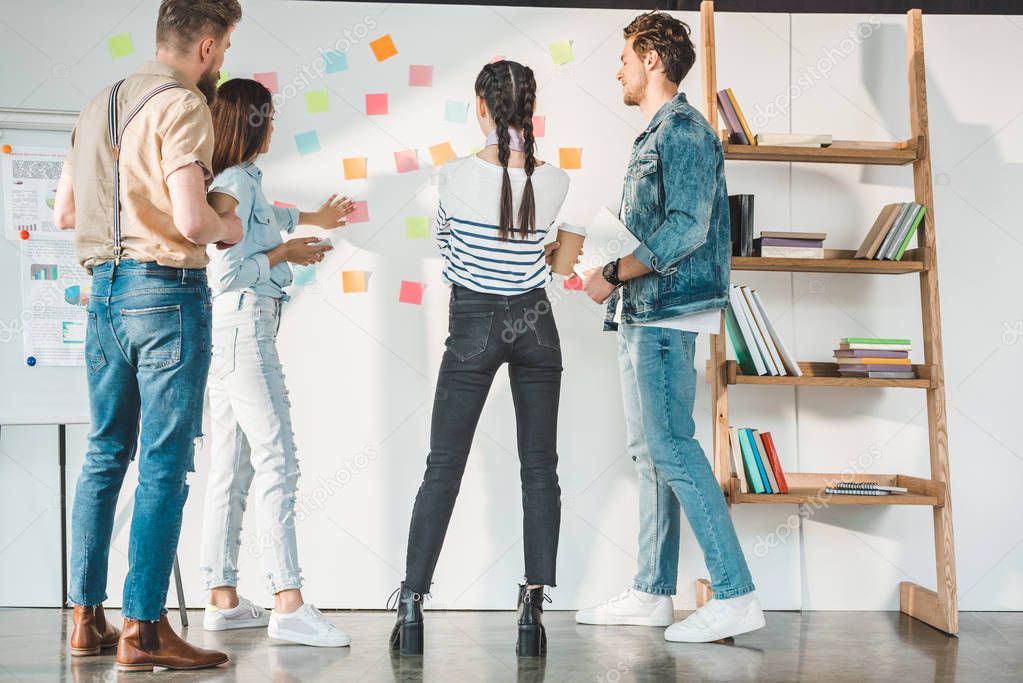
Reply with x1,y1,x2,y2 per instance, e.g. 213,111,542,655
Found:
310,194,355,229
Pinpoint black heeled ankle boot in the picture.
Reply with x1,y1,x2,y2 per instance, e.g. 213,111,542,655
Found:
388,583,425,656
516,584,548,657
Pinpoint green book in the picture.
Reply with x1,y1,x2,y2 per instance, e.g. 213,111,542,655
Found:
894,206,926,261
724,305,757,375
738,428,766,493
842,337,911,345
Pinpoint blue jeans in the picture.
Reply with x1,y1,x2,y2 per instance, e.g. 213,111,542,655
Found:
618,325,754,600
69,260,212,621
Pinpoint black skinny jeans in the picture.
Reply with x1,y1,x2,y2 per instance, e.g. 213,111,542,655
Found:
404,284,563,593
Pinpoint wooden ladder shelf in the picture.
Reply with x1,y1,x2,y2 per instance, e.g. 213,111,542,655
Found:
698,2,958,635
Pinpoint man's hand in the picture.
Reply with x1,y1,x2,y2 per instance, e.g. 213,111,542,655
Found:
582,266,616,304
216,209,243,248
306,194,355,229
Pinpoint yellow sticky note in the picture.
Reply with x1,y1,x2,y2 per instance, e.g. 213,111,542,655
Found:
217,70,229,87
549,40,574,65
342,271,368,293
429,141,456,167
343,157,367,180
559,147,582,169
406,216,430,239
306,89,329,114
370,34,398,62
108,33,134,59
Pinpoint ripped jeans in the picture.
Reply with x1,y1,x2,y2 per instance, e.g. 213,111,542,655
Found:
69,260,211,621
198,291,303,595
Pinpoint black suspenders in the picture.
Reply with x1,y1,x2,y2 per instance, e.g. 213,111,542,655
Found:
106,78,184,265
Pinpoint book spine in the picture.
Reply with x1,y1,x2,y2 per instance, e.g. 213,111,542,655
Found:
726,88,757,146
894,205,925,261
746,429,772,493
842,338,912,345
761,432,788,494
717,91,747,144
738,428,766,493
753,431,779,493
759,247,824,258
759,237,824,248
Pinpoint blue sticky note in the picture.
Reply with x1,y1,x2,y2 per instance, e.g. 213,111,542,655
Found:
324,50,347,73
444,100,468,124
292,265,317,286
295,130,320,155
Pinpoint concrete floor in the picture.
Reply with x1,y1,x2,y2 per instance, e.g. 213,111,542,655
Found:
0,608,1016,682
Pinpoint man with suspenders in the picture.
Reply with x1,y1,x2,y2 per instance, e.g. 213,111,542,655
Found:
53,0,243,671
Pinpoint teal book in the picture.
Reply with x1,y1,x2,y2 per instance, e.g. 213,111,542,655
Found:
739,429,767,494
744,429,773,494
894,206,926,261
724,304,757,375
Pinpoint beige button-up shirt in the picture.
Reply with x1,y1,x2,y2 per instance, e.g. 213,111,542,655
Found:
65,61,214,271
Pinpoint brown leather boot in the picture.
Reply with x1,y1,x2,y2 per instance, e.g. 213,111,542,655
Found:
116,614,229,672
70,604,121,656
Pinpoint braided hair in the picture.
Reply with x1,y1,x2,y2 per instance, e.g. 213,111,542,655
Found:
474,60,537,241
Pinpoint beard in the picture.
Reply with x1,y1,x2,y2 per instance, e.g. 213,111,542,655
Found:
196,67,220,105
623,71,647,106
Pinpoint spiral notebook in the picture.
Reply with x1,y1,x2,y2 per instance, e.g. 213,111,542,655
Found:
825,482,908,496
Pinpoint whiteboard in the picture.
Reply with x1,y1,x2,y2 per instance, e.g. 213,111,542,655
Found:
0,126,88,424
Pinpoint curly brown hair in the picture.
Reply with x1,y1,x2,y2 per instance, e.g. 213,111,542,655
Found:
623,11,696,86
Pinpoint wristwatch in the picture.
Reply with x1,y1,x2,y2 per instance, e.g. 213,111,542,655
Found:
602,258,623,287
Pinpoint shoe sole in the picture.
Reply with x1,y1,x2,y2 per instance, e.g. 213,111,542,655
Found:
663,615,766,643
70,642,117,656
117,655,229,672
203,617,271,631
575,615,673,627
268,628,351,648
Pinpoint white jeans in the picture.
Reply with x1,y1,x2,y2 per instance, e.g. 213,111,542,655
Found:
199,291,303,594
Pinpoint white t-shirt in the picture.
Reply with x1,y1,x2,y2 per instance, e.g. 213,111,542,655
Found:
435,155,570,294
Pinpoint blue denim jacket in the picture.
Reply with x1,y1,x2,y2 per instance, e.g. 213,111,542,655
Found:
604,91,731,331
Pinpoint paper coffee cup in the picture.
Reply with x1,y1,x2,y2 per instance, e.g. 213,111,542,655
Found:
551,223,586,276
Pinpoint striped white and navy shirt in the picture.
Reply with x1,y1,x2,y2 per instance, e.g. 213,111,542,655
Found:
435,155,570,294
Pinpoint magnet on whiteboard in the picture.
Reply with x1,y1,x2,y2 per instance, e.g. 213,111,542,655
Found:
2,144,11,154
26,356,37,366
19,230,30,240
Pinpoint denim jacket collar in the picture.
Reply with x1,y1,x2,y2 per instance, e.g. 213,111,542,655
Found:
639,91,689,141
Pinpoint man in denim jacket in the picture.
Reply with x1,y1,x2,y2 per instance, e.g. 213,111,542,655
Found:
577,11,765,643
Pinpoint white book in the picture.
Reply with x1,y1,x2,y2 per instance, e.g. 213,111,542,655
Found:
733,285,777,375
727,285,768,376
751,289,803,377
755,132,833,147
760,246,824,259
728,427,749,493
741,286,784,376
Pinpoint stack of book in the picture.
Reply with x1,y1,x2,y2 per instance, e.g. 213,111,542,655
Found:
729,194,754,256
716,88,755,145
835,337,915,379
854,202,925,261
725,285,802,377
754,231,825,259
754,132,833,147
823,482,908,496
728,427,788,494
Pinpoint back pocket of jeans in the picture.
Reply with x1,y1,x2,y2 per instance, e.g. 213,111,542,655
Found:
121,304,182,370
85,312,107,375
446,311,494,361
210,327,237,380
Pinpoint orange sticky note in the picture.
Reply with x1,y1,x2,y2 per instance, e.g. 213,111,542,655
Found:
343,157,367,180
370,34,398,61
559,147,582,169
399,280,425,305
429,141,456,167
342,271,368,293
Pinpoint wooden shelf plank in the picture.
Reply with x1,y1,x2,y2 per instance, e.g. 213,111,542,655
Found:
733,249,925,274
727,473,945,507
723,138,919,165
722,360,933,388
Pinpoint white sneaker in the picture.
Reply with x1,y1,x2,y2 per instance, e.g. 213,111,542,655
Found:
575,589,675,627
664,594,765,643
203,596,271,631
268,604,351,647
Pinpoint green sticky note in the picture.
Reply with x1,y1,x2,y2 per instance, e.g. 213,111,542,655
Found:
306,89,329,114
406,216,430,240
549,40,573,65
108,33,134,60
217,70,229,87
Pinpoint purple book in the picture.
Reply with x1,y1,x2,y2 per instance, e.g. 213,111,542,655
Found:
759,237,824,248
716,90,747,144
834,349,909,358
838,363,915,373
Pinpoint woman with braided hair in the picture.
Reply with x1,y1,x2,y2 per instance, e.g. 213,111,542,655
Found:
389,60,571,658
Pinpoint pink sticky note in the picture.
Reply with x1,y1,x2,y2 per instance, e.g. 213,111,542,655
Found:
394,149,419,173
564,274,583,290
253,71,278,93
347,200,369,223
532,115,545,137
409,65,432,87
399,280,425,305
366,93,388,115
488,55,504,64
273,200,297,209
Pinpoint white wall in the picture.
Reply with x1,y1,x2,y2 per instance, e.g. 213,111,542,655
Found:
0,1,1020,611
